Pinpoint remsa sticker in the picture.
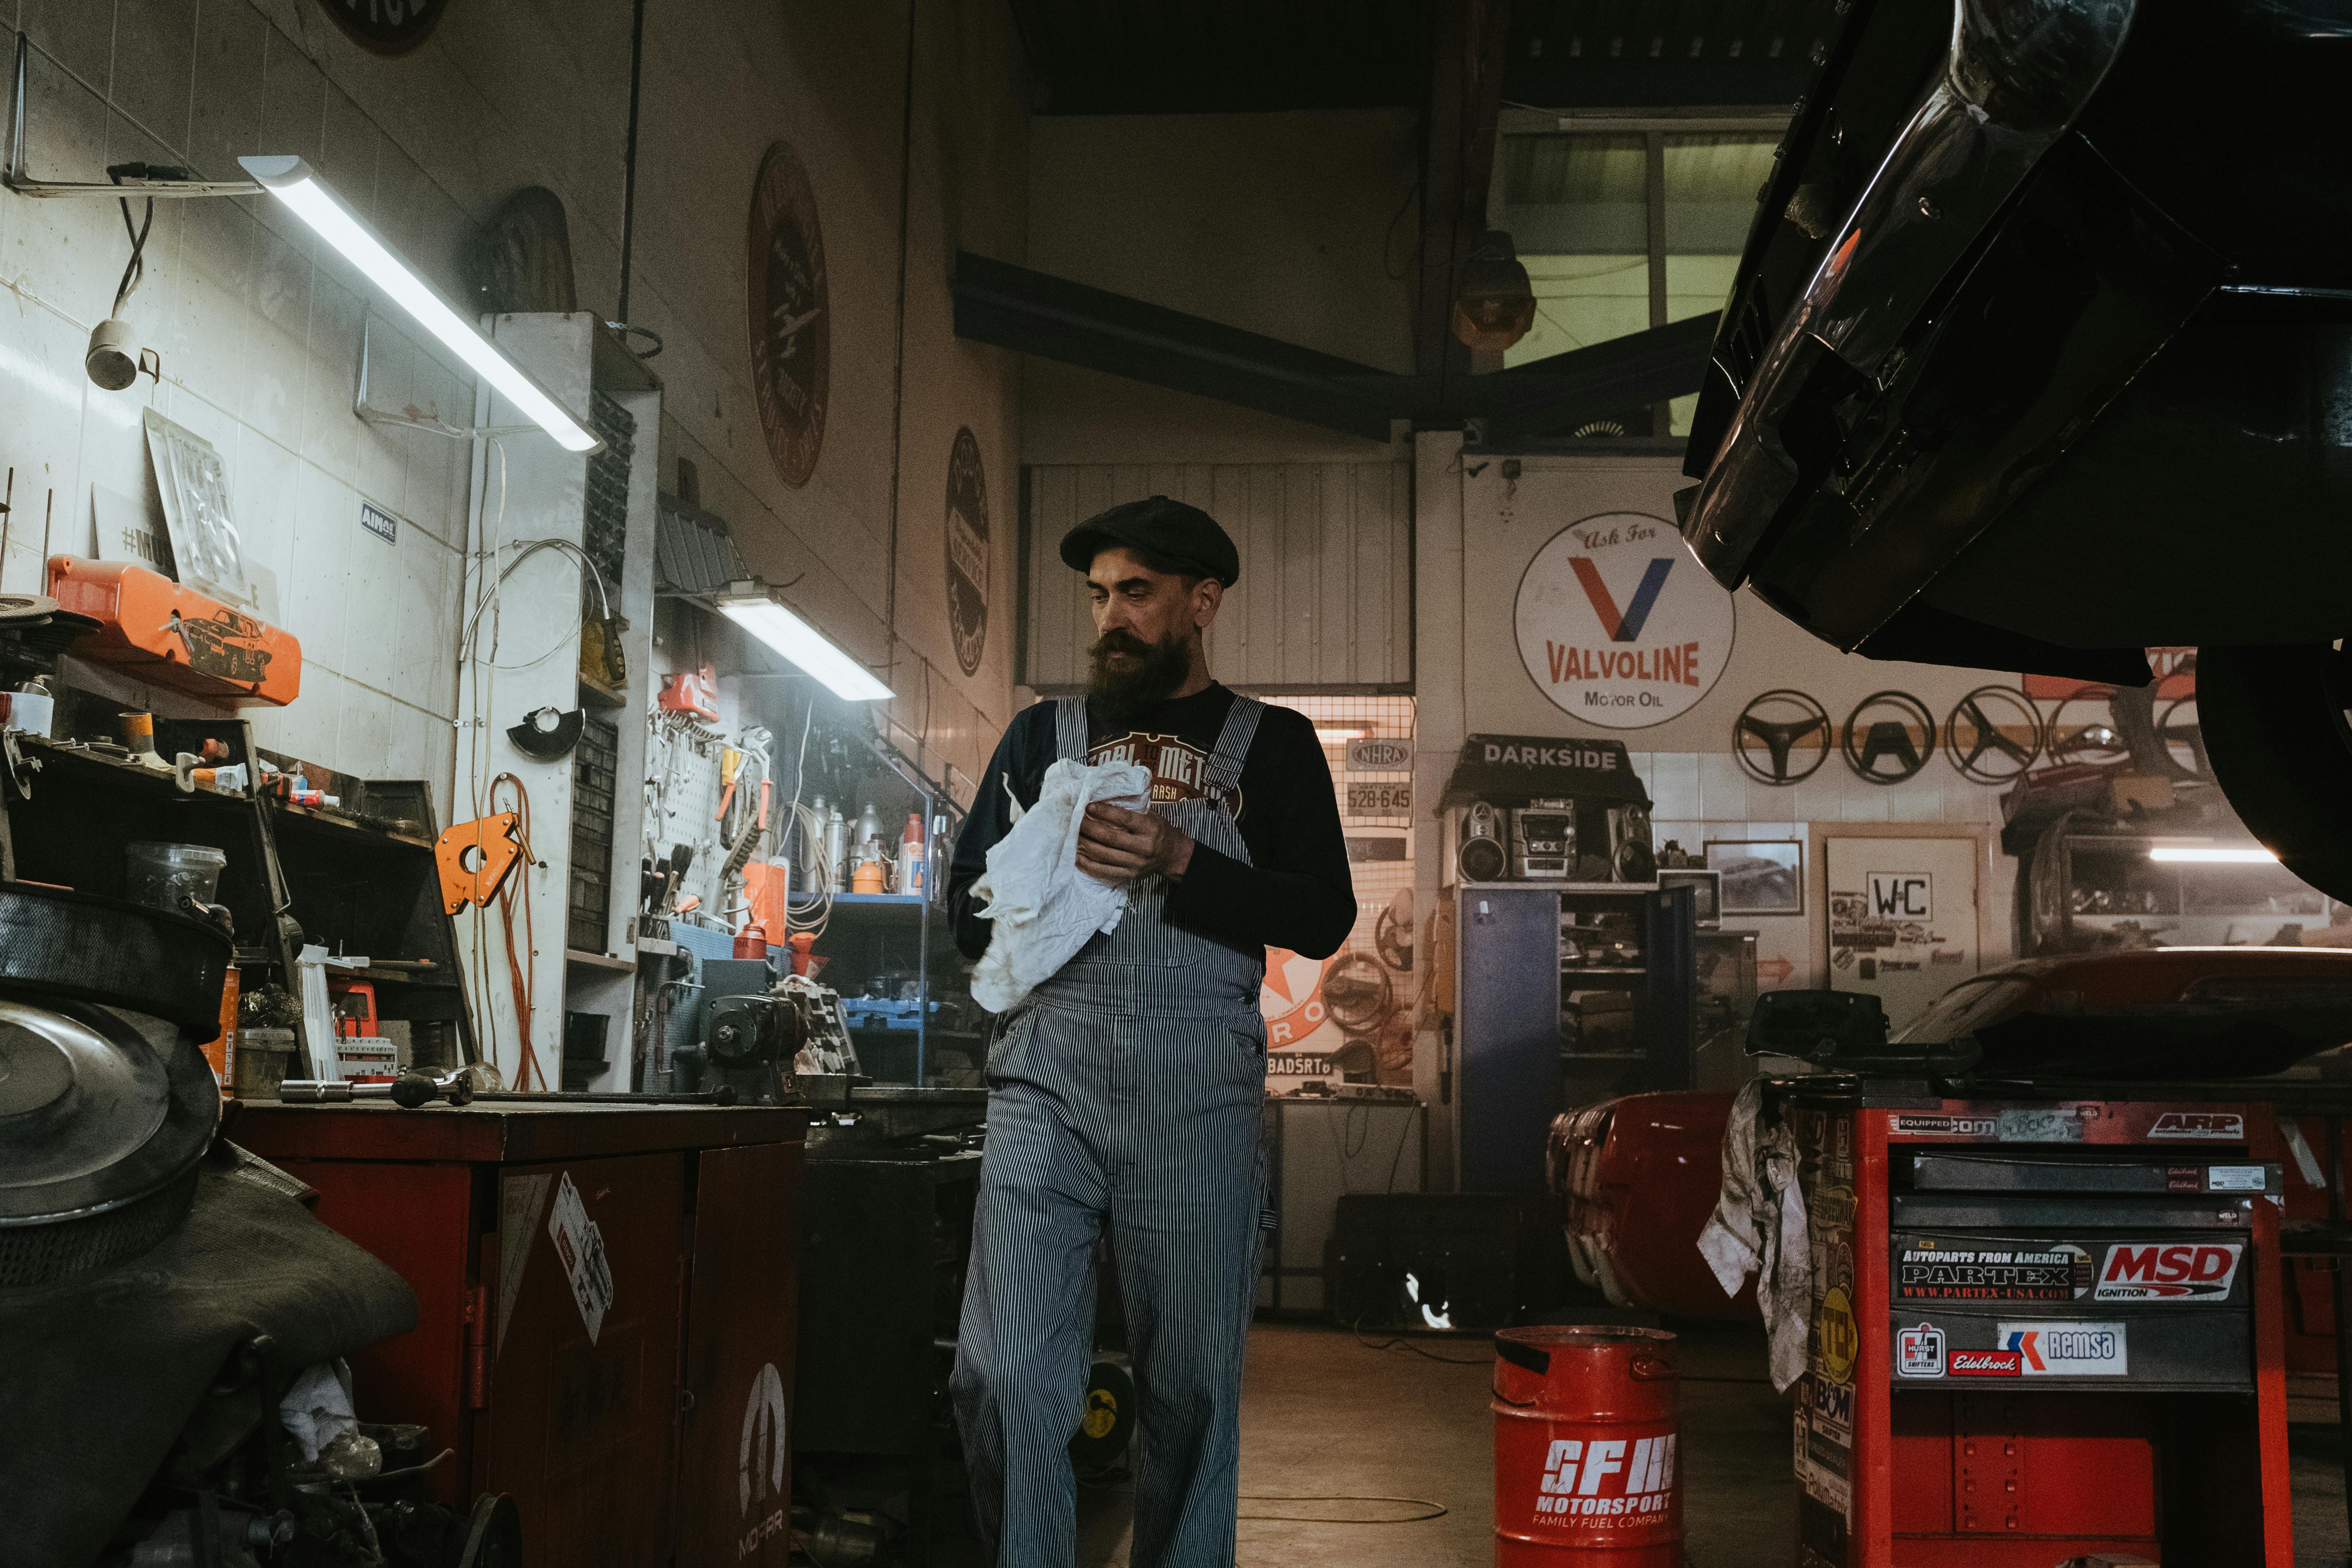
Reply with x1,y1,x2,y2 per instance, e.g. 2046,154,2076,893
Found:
1997,1322,2127,1375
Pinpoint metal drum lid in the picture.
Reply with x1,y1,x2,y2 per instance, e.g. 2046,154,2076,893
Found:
0,999,219,1227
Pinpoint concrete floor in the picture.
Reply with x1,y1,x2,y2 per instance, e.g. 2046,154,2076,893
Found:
1071,1319,2352,1567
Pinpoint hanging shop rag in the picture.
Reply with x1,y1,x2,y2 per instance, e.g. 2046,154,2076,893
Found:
969,758,1151,1014
1696,1078,1813,1391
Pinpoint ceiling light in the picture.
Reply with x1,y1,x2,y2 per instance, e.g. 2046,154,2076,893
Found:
239,155,600,454
714,583,893,701
1314,727,1369,744
2148,846,2278,864
1450,230,1537,353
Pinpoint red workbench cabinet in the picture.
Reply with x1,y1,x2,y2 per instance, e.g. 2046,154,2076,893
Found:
1777,1087,2293,1568
232,1101,806,1568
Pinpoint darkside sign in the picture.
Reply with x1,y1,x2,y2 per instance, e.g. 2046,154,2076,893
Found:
1437,733,1650,811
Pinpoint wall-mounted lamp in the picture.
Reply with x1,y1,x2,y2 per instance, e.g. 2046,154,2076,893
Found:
240,156,598,454
713,581,893,702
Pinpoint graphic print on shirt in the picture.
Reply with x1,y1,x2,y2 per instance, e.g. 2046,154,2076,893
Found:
1088,731,1244,818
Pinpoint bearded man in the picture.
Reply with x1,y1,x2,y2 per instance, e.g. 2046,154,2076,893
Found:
945,495,1354,1565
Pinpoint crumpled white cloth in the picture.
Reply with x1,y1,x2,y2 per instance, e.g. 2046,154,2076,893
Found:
970,758,1151,1014
278,1361,358,1462
1696,1079,1813,1392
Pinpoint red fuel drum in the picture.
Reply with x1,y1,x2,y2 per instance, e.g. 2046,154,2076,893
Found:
1493,1326,1681,1564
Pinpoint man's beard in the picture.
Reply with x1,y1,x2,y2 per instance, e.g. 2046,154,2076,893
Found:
1087,627,1191,726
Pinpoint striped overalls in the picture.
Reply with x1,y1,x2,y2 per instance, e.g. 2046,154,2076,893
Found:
952,695,1270,1566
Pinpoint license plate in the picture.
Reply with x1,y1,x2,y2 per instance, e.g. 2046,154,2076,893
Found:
1346,782,1411,813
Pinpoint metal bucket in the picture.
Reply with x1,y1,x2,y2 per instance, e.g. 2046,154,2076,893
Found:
1492,1324,1681,1564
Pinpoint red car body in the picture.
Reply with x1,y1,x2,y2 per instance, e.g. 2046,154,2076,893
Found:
1552,948,2352,1325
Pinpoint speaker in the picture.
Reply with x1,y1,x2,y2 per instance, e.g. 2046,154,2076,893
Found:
1457,800,1508,883
1609,804,1657,883
1508,800,1577,880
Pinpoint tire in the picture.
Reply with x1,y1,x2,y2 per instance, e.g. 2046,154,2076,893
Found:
2196,643,2352,902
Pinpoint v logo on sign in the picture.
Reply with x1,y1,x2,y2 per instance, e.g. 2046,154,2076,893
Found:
1569,557,1676,643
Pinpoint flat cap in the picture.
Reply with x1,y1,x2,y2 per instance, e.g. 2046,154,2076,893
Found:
1059,495,1240,587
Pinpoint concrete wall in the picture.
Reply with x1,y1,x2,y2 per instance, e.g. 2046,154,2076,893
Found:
0,0,1026,821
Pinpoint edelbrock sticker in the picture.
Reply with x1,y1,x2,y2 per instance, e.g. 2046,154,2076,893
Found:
1997,1322,2127,1376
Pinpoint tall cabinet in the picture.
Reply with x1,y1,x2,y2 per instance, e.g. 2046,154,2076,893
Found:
1453,881,1698,1194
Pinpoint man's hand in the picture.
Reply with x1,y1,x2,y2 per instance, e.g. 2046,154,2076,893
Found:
1076,802,1194,886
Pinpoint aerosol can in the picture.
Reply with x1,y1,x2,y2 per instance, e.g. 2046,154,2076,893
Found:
823,802,849,893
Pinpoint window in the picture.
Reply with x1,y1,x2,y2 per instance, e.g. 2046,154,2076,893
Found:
1490,117,1783,437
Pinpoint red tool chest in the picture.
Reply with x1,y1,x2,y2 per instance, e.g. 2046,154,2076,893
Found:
233,1102,805,1567
1776,1085,2293,1567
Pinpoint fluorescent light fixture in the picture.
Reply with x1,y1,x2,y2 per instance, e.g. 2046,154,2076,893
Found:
2149,846,2278,864
714,583,893,701
238,155,600,454
1314,727,1369,744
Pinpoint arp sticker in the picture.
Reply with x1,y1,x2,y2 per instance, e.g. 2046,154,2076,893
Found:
1897,1323,1945,1378
1948,1349,2021,1377
2149,1112,2245,1141
1998,1322,2127,1376
2093,1241,2243,1302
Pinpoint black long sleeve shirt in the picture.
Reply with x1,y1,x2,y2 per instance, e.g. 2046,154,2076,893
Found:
948,685,1355,967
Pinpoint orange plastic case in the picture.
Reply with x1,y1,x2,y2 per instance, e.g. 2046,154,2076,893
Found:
47,556,302,707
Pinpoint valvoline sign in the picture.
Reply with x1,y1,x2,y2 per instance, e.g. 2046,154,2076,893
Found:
1514,513,1734,730
2093,1241,2244,1302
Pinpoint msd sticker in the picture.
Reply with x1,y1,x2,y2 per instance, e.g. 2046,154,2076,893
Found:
1897,1323,1945,1378
1998,1322,2128,1375
2149,1112,2244,1141
2094,1241,2244,1302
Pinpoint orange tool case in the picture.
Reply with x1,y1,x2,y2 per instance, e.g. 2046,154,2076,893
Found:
48,556,301,707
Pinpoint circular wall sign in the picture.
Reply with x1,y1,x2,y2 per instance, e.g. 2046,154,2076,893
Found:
1513,514,1734,729
746,141,830,489
945,427,989,676
311,0,447,53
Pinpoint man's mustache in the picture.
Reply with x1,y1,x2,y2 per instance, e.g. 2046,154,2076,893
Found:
1091,628,1155,658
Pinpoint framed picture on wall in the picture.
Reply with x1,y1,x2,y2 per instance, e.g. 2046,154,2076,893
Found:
1707,839,1805,917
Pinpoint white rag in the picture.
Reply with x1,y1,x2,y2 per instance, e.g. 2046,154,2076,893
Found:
1695,1079,1813,1392
969,758,1151,1014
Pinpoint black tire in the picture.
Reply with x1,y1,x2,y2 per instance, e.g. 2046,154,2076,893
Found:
2196,643,2352,901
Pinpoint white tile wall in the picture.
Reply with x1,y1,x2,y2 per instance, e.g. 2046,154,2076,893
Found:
1,9,476,823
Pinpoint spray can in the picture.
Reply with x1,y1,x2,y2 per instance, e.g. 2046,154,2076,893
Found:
898,813,925,897
823,803,849,893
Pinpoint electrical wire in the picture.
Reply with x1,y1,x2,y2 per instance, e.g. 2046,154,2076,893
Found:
113,192,155,316
489,772,547,1092
1348,1316,1491,1365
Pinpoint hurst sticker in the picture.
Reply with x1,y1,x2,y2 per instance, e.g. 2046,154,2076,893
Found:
1530,1435,1678,1524
1998,1322,2128,1376
1896,1242,2091,1302
1897,1323,1945,1379
2093,1241,2244,1302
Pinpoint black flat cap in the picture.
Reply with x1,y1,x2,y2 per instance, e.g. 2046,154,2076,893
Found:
1060,495,1240,587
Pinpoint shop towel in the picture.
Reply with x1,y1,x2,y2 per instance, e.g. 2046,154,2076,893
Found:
969,758,1151,1014
1695,1079,1812,1392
